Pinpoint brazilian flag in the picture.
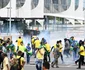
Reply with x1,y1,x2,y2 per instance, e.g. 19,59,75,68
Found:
24,48,32,56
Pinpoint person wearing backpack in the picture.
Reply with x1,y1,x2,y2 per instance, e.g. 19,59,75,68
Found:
10,51,25,70
43,59,50,70
70,36,78,61
17,51,25,70
44,42,51,62
51,41,61,68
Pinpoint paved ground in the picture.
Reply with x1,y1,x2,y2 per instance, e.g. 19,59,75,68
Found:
24,55,85,70
24,63,85,70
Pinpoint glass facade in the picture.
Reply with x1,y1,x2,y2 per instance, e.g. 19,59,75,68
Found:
52,0,58,4
31,0,39,9
44,0,71,13
0,0,84,13
83,0,85,10
75,0,79,10
44,0,51,10
0,0,25,9
0,0,9,8
16,0,25,9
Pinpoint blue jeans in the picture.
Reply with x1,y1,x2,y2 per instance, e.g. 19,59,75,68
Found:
73,48,78,61
36,59,42,70
27,54,30,63
64,49,70,57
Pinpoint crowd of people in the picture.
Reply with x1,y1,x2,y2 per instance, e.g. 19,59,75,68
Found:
0,36,85,70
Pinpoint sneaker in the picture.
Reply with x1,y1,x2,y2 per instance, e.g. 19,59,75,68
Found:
56,66,59,68
75,61,77,65
77,67,81,69
51,65,54,68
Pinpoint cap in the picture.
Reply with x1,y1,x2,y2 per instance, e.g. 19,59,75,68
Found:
27,43,30,45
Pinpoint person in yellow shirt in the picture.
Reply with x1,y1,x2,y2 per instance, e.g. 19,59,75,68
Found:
59,40,64,63
31,36,36,56
44,42,51,62
31,36,37,46
19,42,26,53
35,44,45,70
75,40,85,69
16,36,23,51
34,37,41,49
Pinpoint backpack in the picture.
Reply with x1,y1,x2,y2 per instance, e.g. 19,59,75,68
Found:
10,56,22,70
43,61,50,69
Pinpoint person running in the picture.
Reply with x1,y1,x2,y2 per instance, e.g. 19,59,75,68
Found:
70,36,79,61
44,42,51,62
16,36,23,51
75,40,85,69
59,40,64,63
64,38,71,58
51,41,60,68
35,43,45,70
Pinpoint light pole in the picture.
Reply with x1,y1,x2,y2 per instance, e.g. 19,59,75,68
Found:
9,0,12,34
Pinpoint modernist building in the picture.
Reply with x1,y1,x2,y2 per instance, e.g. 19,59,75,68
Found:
0,0,85,25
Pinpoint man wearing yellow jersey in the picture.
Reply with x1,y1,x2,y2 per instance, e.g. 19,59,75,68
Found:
59,40,64,63
75,40,85,69
31,36,37,48
31,37,35,47
19,42,26,54
44,42,51,62
16,36,23,51
35,44,45,70
34,37,41,49
31,36,36,56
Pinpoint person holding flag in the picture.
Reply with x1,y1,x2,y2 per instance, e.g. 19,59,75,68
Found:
26,43,32,64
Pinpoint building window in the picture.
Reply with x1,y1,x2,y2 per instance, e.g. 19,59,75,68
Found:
61,0,71,11
16,0,25,9
52,0,58,4
31,0,39,9
83,0,85,10
75,0,79,10
0,0,10,8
